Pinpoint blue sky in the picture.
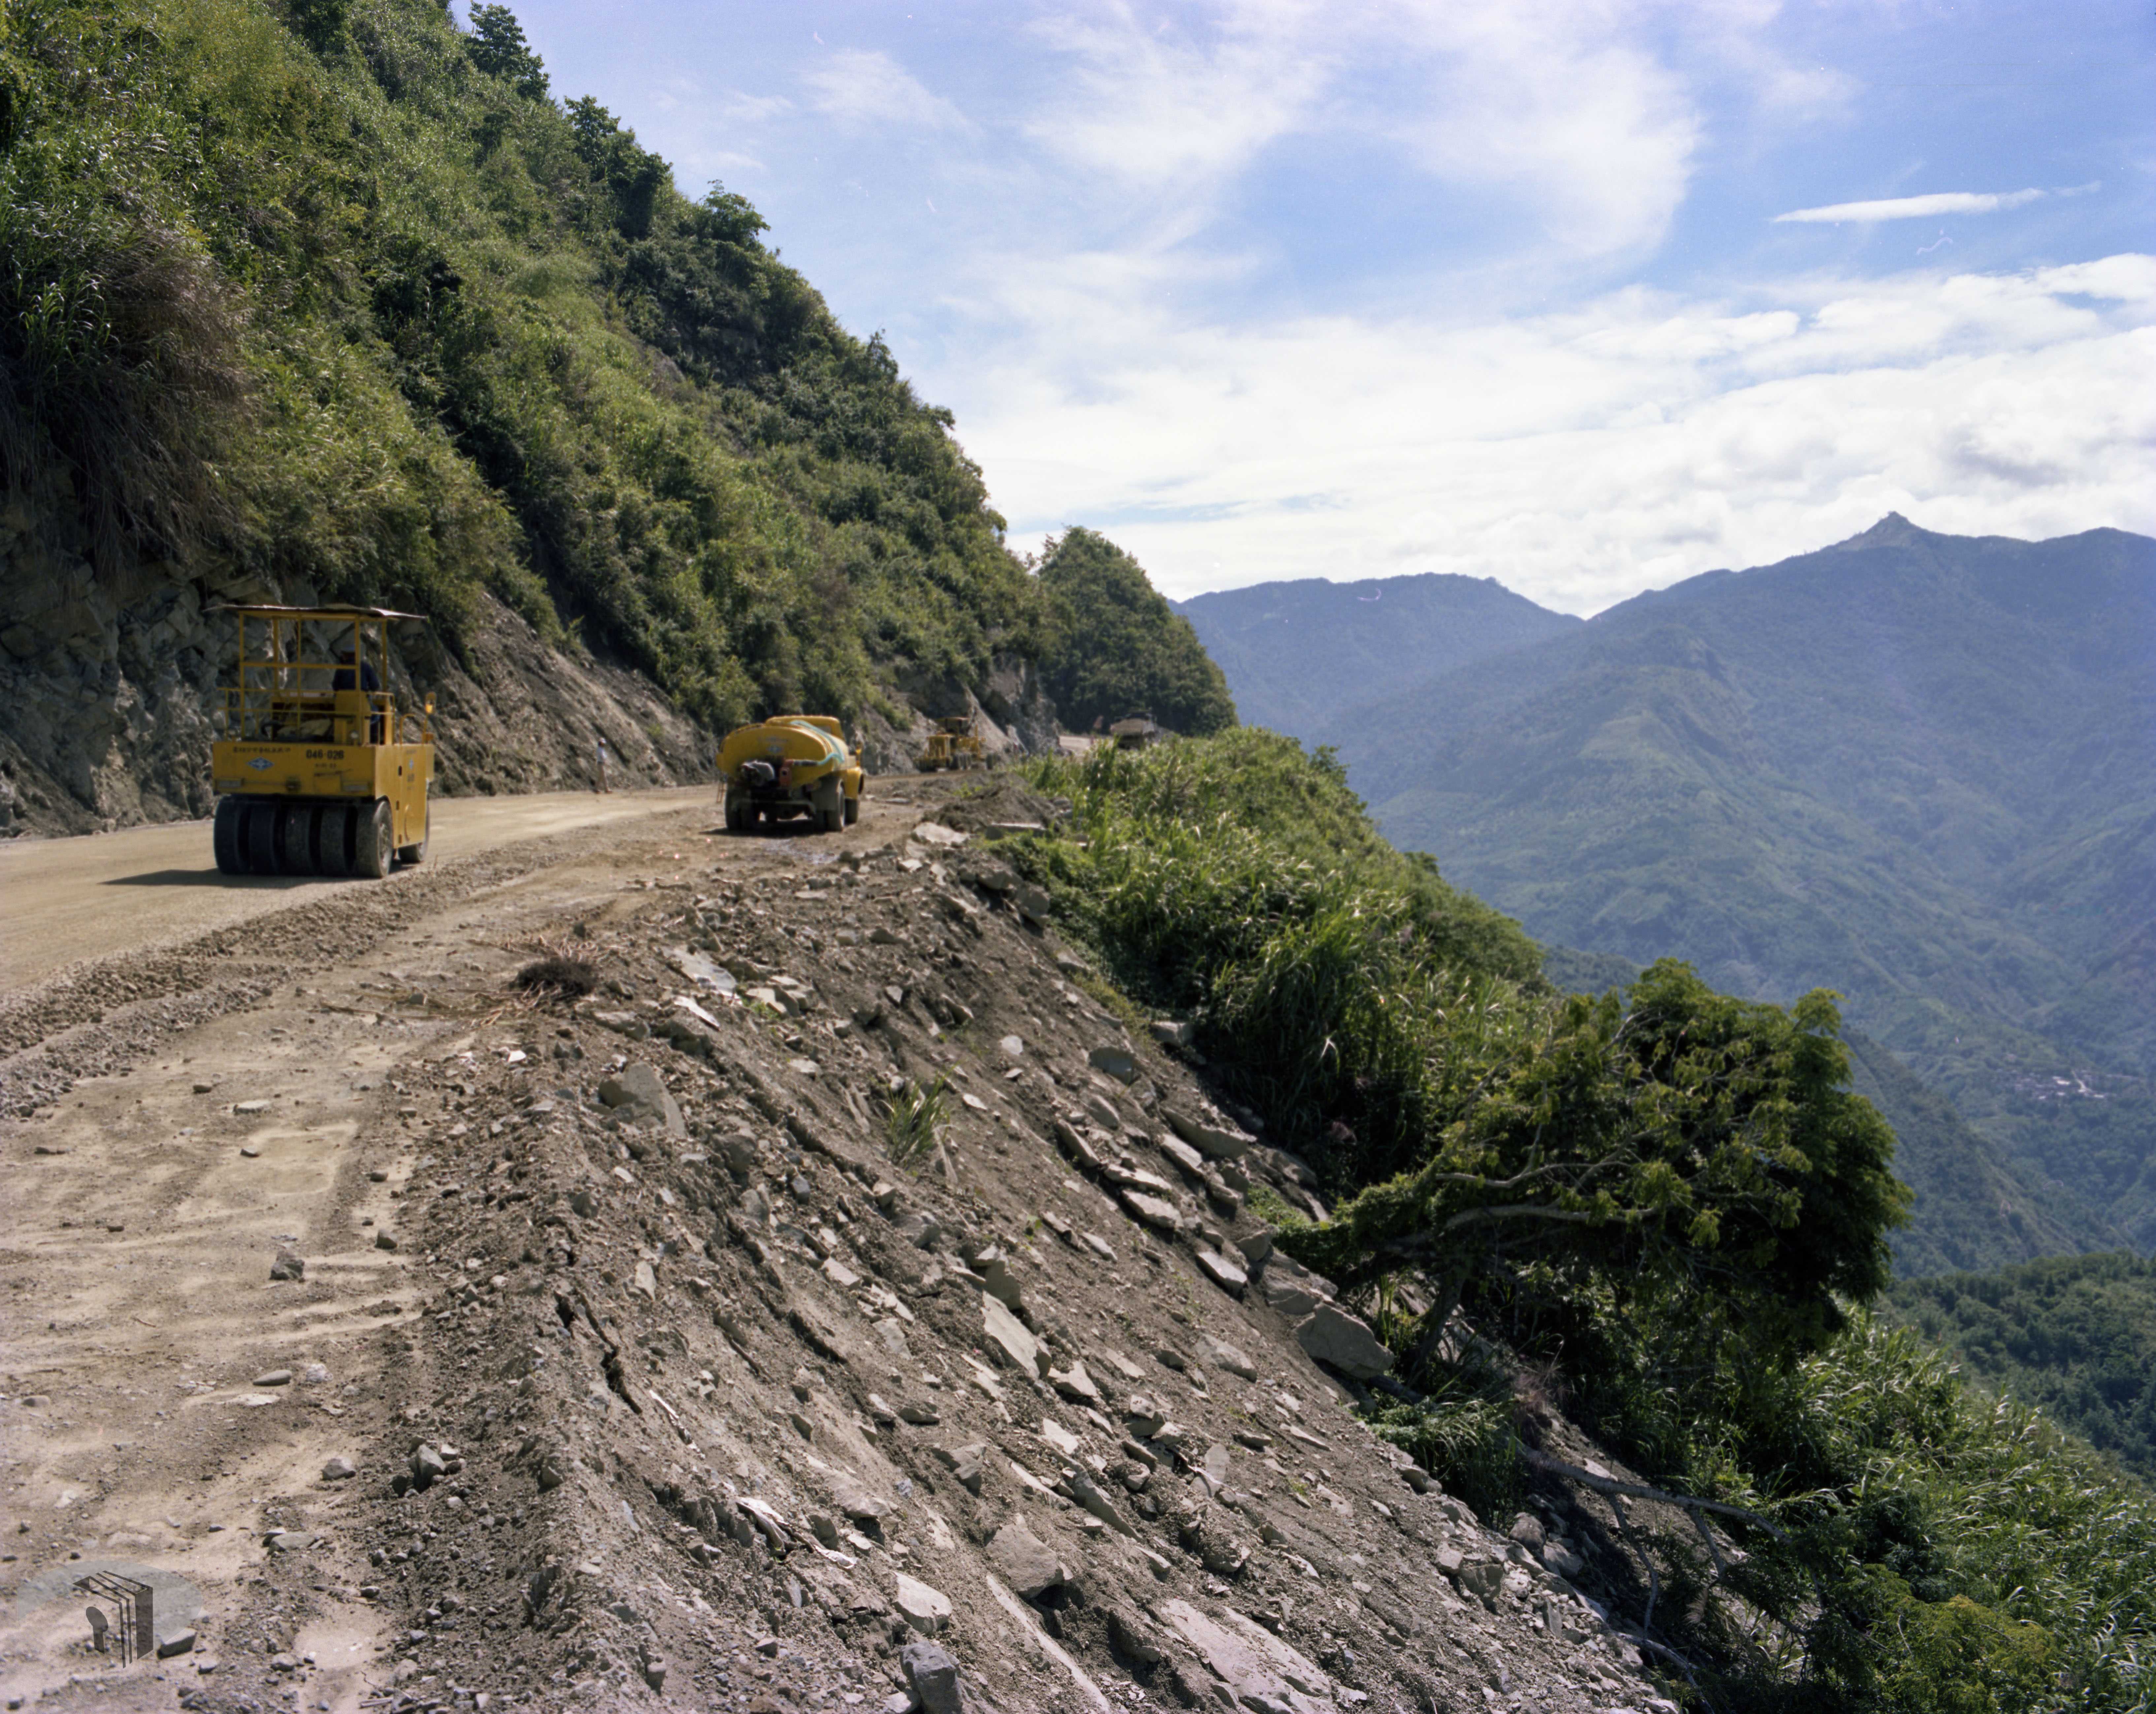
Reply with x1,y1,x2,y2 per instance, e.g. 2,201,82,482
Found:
488,1,2153,612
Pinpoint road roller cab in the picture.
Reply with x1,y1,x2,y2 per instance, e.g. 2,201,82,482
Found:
719,715,862,834
209,605,434,878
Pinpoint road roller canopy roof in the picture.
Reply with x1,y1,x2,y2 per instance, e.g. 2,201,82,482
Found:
211,603,430,620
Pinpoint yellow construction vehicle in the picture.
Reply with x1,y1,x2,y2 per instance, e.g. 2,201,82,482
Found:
209,605,434,878
917,713,987,772
719,715,863,834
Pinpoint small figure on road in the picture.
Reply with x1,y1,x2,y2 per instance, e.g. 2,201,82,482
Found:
595,734,610,794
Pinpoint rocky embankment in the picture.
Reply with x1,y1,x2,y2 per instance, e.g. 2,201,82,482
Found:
0,779,1679,1713
0,501,1056,838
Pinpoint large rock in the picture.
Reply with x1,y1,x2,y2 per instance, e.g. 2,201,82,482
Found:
899,1640,965,1712
1163,1106,1253,1161
1119,1189,1182,1232
1194,1249,1249,1298
598,1064,685,1137
894,1572,953,1635
981,1294,1046,1377
1049,1359,1103,1406
1293,1303,1393,1380
989,1521,1066,1599
1161,1598,1333,1710
1087,1045,1138,1084
1257,1253,1335,1318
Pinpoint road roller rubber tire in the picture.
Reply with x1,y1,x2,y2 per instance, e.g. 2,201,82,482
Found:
354,799,394,879
317,803,353,878
246,802,283,875
280,804,319,876
213,798,249,875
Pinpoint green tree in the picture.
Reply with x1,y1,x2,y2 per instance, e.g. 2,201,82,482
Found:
1299,961,1911,1375
466,4,548,100
1035,528,1235,736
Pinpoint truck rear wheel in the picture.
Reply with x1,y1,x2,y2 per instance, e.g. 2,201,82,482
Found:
213,798,248,875
246,802,283,875
281,804,320,875
843,790,859,826
353,799,394,879
317,803,353,877
814,778,843,833
725,791,748,834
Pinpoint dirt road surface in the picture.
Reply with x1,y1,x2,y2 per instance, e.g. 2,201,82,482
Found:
0,788,716,997
0,784,906,1709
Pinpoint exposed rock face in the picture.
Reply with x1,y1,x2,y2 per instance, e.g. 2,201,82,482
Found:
0,504,1058,838
0,504,712,836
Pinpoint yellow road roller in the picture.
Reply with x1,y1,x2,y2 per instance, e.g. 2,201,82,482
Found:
917,713,986,772
719,716,862,834
209,605,434,878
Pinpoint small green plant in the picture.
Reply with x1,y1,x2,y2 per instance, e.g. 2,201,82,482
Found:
881,1075,950,1170
1243,1182,1304,1231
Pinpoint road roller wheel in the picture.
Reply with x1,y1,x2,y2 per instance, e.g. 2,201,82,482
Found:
280,804,320,876
353,798,394,879
213,798,249,875
396,802,429,866
246,802,283,875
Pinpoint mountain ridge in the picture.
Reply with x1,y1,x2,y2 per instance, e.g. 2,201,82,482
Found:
1173,570,1579,742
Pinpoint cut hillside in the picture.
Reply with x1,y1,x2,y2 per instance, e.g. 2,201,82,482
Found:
1321,516,2156,1252
0,0,1060,836
1175,573,1579,744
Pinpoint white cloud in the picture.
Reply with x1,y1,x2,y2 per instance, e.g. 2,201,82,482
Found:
1021,3,1334,193
1386,2,1701,257
803,49,969,134
1774,189,2046,224
941,256,2156,614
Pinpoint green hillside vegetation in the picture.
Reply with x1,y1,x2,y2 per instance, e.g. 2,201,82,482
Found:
1547,945,2127,1275
1890,1252,2156,1484
1323,517,2156,1256
0,0,1036,730
1017,731,2156,1712
1035,528,1236,737
1176,570,1579,742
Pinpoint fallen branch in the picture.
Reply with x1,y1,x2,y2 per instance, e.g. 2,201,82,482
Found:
1521,1446,1786,1541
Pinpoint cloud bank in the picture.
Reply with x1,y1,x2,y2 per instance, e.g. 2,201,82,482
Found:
953,255,2156,613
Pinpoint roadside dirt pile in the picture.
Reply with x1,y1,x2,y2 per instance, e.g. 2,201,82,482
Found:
0,784,1675,1714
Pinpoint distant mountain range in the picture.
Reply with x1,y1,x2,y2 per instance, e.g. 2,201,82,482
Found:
1174,573,1580,741
1199,518,2156,1269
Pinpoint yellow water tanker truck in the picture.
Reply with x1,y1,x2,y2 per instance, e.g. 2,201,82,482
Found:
719,716,863,834
209,604,434,878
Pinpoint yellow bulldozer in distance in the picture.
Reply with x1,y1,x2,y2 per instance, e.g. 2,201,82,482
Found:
719,715,863,834
917,712,987,772
209,605,434,878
